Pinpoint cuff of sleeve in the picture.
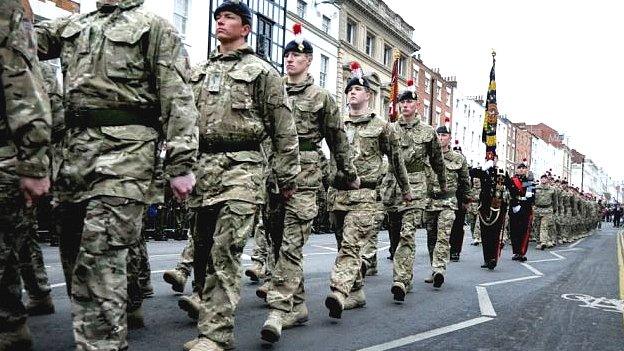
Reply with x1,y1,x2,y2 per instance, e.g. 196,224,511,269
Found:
165,164,191,179
344,170,358,183
401,185,412,196
16,161,48,178
279,180,297,192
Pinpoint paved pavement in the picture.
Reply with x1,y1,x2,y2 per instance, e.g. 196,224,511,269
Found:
28,225,624,350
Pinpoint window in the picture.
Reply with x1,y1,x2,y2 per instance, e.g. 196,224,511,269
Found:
365,32,375,57
446,87,451,106
297,0,307,18
346,19,356,45
424,77,431,91
436,82,442,100
322,16,331,33
435,110,441,126
383,45,392,66
173,0,189,37
424,101,431,123
256,15,274,59
398,56,406,77
320,54,329,88
412,68,419,85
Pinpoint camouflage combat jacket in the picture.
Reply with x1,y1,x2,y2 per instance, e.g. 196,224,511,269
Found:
1,0,51,180
381,117,446,212
39,61,65,180
328,112,410,212
534,183,557,214
467,179,481,214
188,45,300,208
36,0,198,203
426,148,469,211
281,74,355,192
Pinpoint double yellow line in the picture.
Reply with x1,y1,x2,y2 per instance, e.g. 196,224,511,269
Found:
617,230,624,327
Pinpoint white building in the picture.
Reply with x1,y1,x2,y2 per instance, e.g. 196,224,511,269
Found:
495,117,510,172
286,0,340,97
450,94,485,167
530,135,562,180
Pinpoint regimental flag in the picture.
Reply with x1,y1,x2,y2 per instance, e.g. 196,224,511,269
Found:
388,50,401,122
482,51,498,160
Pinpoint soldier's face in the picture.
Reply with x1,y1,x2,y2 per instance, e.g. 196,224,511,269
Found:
399,99,418,118
285,52,311,76
437,133,451,148
215,11,251,42
347,86,370,108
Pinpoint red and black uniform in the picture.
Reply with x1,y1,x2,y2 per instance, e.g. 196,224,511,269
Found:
470,166,512,269
508,174,535,259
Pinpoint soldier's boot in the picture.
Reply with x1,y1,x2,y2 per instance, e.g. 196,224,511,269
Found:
184,338,233,351
255,281,270,301
424,274,434,284
188,338,223,351
391,282,406,302
344,289,366,310
178,292,201,320
365,266,378,276
163,269,188,293
26,294,55,316
535,243,544,250
324,290,346,319
142,282,155,299
433,272,445,288
245,262,266,283
127,307,145,330
0,323,33,351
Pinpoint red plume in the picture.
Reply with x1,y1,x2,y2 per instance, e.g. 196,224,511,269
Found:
455,140,459,144
350,61,361,71
293,23,302,35
445,117,451,123
407,79,414,87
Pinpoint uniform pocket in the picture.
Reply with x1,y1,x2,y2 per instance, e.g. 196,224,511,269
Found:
103,25,150,80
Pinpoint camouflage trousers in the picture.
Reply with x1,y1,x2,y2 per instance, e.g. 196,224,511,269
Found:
266,190,317,312
426,209,455,274
466,211,481,242
55,196,144,351
393,208,426,288
250,206,274,279
18,207,52,299
534,209,555,246
329,210,383,296
127,234,150,310
175,230,194,277
0,173,28,331
194,201,257,347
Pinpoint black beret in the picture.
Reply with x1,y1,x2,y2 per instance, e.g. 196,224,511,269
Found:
214,0,252,26
398,90,417,102
436,126,451,134
344,76,371,94
284,40,313,55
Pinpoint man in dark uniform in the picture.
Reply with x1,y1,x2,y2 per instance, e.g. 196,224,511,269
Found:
613,204,622,228
449,141,466,262
508,161,535,262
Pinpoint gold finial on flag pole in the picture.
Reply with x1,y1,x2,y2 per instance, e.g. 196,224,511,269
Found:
491,49,496,58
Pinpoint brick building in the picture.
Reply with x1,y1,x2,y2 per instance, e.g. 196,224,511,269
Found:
514,123,533,169
412,57,456,127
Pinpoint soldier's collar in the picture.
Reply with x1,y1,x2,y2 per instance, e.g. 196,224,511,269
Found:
346,111,375,124
399,117,419,128
284,74,314,93
210,45,254,61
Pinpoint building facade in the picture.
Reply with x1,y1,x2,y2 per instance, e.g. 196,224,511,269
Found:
451,93,484,167
514,123,533,170
337,0,419,117
412,58,456,127
286,0,340,96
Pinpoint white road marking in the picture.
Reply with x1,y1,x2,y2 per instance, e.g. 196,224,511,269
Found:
521,263,544,276
549,251,566,260
476,286,496,317
356,316,493,351
479,275,541,287
529,258,561,263
311,245,337,252
377,245,390,252
556,248,582,252
569,238,585,248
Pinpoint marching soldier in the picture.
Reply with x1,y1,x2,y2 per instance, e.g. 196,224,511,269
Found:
423,126,469,288
534,174,558,249
36,0,199,348
324,61,411,318
381,80,446,301
260,23,358,343
449,140,468,262
467,174,482,245
182,1,300,350
508,161,535,262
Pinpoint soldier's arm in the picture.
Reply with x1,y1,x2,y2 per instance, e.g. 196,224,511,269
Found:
381,123,410,195
457,156,470,204
258,70,300,190
427,132,447,190
320,93,356,182
150,21,198,179
4,12,51,178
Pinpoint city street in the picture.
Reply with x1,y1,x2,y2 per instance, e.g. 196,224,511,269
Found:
29,226,623,351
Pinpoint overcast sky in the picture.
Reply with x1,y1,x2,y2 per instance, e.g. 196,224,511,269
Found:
385,0,624,181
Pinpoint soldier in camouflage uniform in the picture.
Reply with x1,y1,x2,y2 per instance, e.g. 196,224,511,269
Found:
534,174,558,249
466,175,482,245
380,83,446,301
1,1,52,348
260,27,358,342
183,2,300,350
423,126,469,288
559,181,572,244
324,64,410,319
36,0,199,348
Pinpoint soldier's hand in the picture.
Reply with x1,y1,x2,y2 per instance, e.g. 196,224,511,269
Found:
170,173,196,202
280,185,297,202
20,176,50,207
346,176,361,190
403,192,413,203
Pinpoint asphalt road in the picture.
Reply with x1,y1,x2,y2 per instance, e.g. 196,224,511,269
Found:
28,224,624,350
